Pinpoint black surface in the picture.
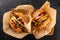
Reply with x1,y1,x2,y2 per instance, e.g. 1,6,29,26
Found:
0,0,60,40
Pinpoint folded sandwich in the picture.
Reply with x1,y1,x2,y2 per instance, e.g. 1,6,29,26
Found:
3,1,56,39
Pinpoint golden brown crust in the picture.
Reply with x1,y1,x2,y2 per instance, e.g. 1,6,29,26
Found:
11,10,29,23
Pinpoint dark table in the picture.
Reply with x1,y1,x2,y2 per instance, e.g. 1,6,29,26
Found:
0,0,60,40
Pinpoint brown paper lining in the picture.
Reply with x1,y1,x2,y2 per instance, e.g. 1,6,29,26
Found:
3,1,56,39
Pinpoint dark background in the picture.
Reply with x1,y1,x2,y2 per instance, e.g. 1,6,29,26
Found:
0,0,60,40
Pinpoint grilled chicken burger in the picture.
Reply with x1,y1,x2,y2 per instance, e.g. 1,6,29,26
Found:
9,9,29,32
32,9,50,34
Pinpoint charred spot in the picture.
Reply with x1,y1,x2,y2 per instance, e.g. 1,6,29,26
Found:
13,13,19,18
31,21,35,26
17,18,24,25
38,13,41,16
12,20,17,28
42,11,46,15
